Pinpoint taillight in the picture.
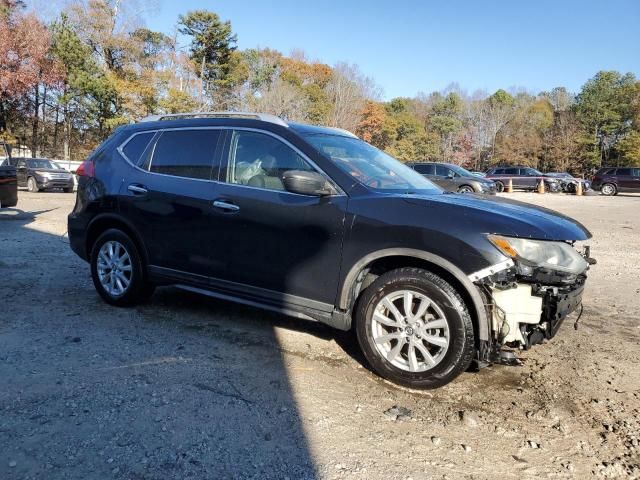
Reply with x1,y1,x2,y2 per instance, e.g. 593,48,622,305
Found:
76,159,95,177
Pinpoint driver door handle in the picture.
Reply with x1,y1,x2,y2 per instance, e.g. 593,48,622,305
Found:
213,199,240,212
127,184,148,195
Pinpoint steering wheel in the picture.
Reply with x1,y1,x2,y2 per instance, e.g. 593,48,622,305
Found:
363,175,387,188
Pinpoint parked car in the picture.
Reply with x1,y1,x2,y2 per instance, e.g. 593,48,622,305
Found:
13,157,75,192
485,166,561,192
407,162,497,194
0,143,18,207
544,172,591,193
68,112,594,389
591,167,640,196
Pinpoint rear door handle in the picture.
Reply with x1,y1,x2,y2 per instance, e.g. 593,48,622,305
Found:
212,200,240,212
127,184,148,195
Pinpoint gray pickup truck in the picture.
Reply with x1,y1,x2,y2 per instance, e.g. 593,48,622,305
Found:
0,142,18,208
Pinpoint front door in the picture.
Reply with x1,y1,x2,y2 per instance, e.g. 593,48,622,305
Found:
209,129,347,307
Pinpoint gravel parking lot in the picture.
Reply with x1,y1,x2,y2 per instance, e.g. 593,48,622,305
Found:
1,191,639,479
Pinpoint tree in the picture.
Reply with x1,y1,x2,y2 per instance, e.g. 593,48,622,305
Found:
178,10,238,107
326,63,377,133
575,71,637,166
0,10,62,143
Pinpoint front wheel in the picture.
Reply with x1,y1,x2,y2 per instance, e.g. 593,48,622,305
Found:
494,181,505,193
90,229,155,307
27,177,40,192
457,185,474,194
355,268,475,389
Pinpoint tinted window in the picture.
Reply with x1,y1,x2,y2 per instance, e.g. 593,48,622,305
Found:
122,132,154,165
504,168,520,175
633,168,640,177
413,164,434,174
435,165,450,177
524,168,542,176
149,129,221,180
227,131,314,191
491,168,504,175
616,168,632,176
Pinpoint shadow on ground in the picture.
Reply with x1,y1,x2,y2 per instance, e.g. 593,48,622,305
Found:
0,206,328,479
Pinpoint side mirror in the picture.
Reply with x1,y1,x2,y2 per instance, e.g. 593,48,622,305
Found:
447,172,455,179
282,170,335,196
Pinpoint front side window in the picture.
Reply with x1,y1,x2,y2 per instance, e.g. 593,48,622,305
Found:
304,134,440,193
148,129,221,180
435,165,451,177
524,168,542,176
226,130,315,191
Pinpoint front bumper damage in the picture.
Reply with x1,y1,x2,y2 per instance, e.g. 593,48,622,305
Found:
470,246,594,365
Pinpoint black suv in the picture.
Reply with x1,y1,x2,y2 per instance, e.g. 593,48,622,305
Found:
408,162,496,194
485,166,560,192
591,167,640,195
68,112,594,389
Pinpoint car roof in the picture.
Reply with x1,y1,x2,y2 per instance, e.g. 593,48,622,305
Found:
119,113,358,139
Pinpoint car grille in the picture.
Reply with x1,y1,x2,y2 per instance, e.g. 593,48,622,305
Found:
49,173,71,179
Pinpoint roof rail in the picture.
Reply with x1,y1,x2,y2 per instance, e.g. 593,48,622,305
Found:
138,111,289,128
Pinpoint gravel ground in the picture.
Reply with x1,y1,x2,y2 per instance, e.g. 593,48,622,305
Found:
1,190,639,480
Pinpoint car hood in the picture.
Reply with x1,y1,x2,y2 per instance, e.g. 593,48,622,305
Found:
404,193,591,241
32,168,70,174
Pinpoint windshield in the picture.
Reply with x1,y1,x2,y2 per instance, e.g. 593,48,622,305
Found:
27,159,59,169
304,134,441,193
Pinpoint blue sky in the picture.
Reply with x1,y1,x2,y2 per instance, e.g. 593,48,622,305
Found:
147,0,638,99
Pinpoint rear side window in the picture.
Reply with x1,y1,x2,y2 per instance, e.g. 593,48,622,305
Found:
122,132,154,165
149,129,221,180
413,164,434,175
616,168,632,176
505,168,520,175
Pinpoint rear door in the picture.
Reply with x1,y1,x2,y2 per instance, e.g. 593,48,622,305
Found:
632,169,640,191
503,167,522,188
522,168,541,189
209,128,347,307
434,164,457,191
16,159,28,187
118,128,224,277
615,168,634,191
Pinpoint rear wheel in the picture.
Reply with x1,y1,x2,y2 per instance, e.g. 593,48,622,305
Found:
601,183,616,196
355,268,475,389
90,229,155,307
27,177,40,193
494,181,505,193
457,185,474,194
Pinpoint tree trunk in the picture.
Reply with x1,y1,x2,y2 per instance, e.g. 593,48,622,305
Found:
63,103,70,161
41,85,48,157
31,83,40,157
53,103,60,156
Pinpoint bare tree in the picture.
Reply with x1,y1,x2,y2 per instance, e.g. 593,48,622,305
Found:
326,62,379,132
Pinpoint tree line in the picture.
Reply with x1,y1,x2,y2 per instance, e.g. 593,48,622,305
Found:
1,0,639,173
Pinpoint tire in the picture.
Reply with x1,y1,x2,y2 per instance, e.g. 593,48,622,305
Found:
601,183,616,196
494,181,505,193
457,185,474,194
27,177,40,193
354,268,475,389
90,229,154,307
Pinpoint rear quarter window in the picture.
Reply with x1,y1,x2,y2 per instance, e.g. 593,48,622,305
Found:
121,132,155,165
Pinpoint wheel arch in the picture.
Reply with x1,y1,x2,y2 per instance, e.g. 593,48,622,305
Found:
85,214,149,265
338,249,489,342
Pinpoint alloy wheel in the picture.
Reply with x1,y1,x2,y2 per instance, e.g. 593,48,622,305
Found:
96,240,133,297
601,184,615,196
370,290,450,372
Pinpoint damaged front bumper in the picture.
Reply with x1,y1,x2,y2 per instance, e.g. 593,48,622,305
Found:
470,245,594,364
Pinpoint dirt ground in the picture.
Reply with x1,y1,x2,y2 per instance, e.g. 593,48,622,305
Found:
1,190,639,480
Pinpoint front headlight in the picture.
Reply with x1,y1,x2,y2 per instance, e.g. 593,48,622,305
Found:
488,235,588,274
